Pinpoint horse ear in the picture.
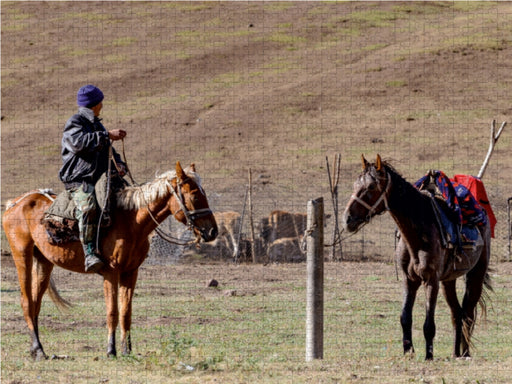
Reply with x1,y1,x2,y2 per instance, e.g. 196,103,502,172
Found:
361,154,369,170
189,163,196,172
376,154,382,171
176,161,185,179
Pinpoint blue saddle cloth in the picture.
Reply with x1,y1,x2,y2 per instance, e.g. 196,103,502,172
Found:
414,170,486,248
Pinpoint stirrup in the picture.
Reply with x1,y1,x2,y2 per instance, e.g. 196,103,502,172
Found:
101,214,111,228
85,253,104,273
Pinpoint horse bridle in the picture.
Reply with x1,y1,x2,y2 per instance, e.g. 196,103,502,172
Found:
165,178,212,230
348,171,391,221
144,177,212,245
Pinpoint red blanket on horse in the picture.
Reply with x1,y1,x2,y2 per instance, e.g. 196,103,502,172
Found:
451,174,497,238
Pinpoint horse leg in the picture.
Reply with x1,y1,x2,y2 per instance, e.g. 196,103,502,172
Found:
103,272,120,357
29,252,54,358
400,277,420,356
423,279,439,360
442,279,463,358
229,231,239,260
119,269,139,355
460,224,491,358
32,248,54,317
460,261,488,357
9,236,48,360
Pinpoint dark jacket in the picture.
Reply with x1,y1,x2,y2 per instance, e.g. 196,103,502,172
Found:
59,107,125,188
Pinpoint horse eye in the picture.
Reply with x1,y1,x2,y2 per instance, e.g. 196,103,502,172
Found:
189,190,200,204
368,183,377,191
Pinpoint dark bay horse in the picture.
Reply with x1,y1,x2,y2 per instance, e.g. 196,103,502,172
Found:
343,155,491,360
2,162,218,360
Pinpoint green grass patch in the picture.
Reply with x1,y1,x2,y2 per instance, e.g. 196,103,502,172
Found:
348,9,401,28
111,37,138,47
385,80,407,88
1,23,28,32
175,30,202,39
104,54,128,64
164,3,212,12
36,144,60,157
62,12,112,23
59,47,90,57
363,43,389,52
263,3,293,12
256,32,307,47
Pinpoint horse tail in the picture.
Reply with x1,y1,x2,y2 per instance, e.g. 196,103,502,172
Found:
476,220,493,323
47,276,73,312
462,268,493,351
478,270,493,322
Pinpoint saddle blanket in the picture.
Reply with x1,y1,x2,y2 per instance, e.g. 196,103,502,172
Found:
41,173,116,245
414,170,489,249
452,174,496,238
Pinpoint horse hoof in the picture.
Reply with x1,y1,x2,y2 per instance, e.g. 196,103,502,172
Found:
31,349,48,361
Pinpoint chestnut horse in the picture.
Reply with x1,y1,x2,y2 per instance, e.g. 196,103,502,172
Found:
2,162,218,360
343,155,491,360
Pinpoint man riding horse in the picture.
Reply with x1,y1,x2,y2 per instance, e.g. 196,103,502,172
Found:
59,84,127,272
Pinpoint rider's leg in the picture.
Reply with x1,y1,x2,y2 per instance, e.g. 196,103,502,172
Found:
70,183,104,273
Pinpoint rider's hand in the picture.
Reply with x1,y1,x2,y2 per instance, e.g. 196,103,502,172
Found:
108,129,127,141
117,163,127,177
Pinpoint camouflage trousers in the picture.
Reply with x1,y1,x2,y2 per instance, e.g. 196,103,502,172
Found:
70,182,99,256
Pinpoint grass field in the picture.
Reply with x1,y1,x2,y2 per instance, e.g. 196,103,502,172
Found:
2,260,512,383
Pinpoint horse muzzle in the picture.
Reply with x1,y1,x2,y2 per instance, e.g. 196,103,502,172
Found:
204,225,218,242
342,212,365,233
195,224,218,243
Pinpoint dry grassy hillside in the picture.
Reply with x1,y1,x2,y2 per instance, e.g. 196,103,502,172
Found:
2,2,512,260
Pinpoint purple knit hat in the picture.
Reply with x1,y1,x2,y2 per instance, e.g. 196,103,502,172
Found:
77,85,104,107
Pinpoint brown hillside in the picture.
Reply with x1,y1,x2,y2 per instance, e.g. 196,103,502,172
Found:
2,2,512,260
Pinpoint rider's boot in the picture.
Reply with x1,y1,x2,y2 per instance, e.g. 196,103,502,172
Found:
84,243,104,273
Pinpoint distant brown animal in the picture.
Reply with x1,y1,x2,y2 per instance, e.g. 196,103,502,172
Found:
212,211,241,259
260,210,307,245
267,237,305,263
2,162,217,360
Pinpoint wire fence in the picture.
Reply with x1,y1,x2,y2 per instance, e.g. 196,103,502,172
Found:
148,167,512,265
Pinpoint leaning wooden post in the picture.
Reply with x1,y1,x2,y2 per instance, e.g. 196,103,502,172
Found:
477,120,506,179
326,154,343,261
306,197,324,361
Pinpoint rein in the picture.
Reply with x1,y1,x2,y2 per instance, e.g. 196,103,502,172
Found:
113,141,211,245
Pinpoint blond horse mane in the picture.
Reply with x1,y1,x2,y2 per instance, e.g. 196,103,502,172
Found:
116,167,201,210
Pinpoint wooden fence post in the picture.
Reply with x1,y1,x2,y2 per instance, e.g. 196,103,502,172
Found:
248,168,257,263
508,197,512,261
306,197,324,361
